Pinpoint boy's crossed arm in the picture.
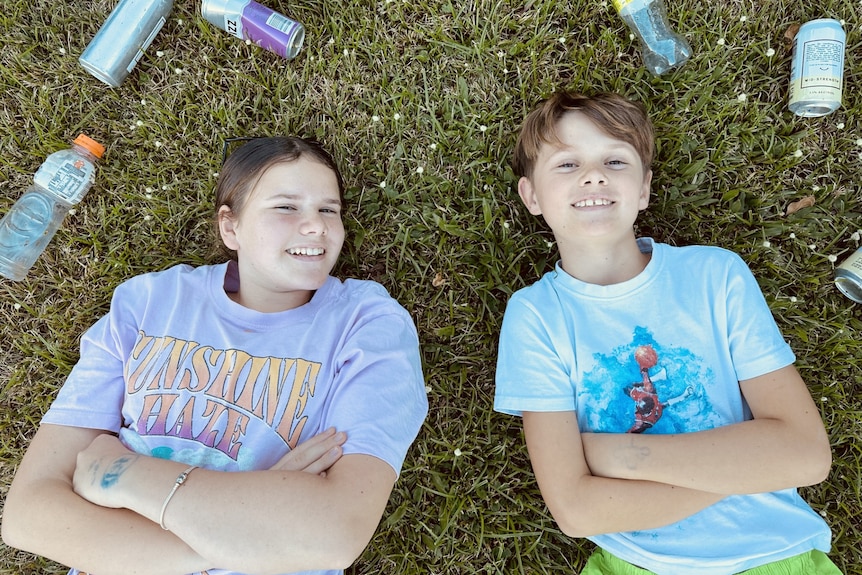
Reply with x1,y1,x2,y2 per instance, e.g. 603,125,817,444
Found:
523,365,831,538
581,364,831,495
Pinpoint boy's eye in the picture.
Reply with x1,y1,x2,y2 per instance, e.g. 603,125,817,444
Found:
607,160,627,166
558,162,577,168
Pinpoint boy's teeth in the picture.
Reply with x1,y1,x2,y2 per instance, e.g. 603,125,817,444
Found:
289,247,324,256
575,198,612,207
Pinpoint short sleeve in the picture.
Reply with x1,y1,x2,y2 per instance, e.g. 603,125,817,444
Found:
322,308,428,477
494,292,577,417
724,254,796,381
41,291,131,431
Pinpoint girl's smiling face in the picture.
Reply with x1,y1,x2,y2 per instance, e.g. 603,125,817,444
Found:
218,156,345,313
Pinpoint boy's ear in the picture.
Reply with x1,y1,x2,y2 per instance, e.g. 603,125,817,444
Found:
638,169,653,211
517,177,543,215
218,205,240,251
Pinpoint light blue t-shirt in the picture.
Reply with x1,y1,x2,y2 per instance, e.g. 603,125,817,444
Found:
43,261,429,575
494,238,831,575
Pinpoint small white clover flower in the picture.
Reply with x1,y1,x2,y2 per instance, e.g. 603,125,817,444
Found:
717,38,726,46
140,99,147,105
144,214,152,222
429,143,437,150
503,221,510,229
394,113,401,120
739,15,747,22
327,37,335,45
762,240,771,248
546,241,554,249
794,150,803,158
837,122,845,129
453,448,462,457
145,187,154,194
174,67,183,74
789,232,796,239
812,185,821,192
59,47,66,54
828,254,838,263
851,231,861,241
372,115,380,122
425,385,432,393
68,208,76,216
558,36,567,44
177,18,184,25
136,120,144,127
479,125,487,132
343,48,348,56
855,139,862,147
154,141,162,148
629,33,635,41
416,166,424,174
497,51,505,58
161,184,169,190
379,181,386,188
156,50,165,57
790,296,798,303
766,48,775,57
737,93,747,102
840,19,845,26
13,303,21,310
820,509,828,518
809,244,817,250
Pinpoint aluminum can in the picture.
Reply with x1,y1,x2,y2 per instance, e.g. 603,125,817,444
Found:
201,0,304,60
788,19,845,117
79,0,174,87
836,248,862,303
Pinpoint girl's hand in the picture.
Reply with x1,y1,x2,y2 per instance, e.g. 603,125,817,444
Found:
72,433,138,508
270,427,346,476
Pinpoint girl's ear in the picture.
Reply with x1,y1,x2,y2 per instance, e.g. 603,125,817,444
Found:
218,205,240,251
518,176,543,215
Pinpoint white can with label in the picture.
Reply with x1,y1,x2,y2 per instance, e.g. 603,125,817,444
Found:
788,19,846,117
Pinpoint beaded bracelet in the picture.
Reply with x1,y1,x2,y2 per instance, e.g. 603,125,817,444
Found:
158,465,198,530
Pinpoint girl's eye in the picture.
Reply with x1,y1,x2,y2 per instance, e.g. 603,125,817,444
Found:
558,162,577,168
607,160,626,166
320,208,340,214
276,205,296,211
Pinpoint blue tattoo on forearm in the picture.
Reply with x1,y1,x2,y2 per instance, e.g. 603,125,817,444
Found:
100,456,138,488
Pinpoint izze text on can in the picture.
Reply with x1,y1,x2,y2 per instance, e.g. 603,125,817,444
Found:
201,0,305,60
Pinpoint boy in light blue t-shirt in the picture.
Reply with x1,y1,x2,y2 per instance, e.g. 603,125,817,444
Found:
494,91,842,575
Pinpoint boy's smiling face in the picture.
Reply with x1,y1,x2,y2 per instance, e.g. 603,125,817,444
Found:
517,110,652,245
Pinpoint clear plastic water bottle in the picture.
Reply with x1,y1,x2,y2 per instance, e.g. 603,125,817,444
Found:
613,0,692,75
0,134,105,281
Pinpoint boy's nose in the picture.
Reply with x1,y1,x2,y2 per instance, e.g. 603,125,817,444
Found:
579,166,608,186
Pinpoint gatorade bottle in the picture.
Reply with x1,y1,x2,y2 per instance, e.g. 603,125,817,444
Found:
613,0,692,75
0,134,105,281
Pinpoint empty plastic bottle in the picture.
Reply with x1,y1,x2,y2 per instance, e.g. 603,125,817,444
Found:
0,134,105,281
613,0,692,75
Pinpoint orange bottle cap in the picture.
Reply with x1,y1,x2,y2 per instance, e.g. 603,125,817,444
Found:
73,133,106,159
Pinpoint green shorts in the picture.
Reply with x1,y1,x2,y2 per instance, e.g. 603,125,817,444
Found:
580,547,843,575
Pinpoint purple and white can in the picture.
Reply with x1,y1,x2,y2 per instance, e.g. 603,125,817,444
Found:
201,0,304,60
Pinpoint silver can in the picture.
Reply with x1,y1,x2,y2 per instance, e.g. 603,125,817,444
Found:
79,0,174,87
201,0,305,60
835,248,862,303
788,19,846,117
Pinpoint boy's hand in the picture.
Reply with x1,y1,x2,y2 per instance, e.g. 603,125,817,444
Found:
270,427,346,476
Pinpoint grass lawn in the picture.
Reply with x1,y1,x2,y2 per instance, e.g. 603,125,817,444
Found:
1,0,860,573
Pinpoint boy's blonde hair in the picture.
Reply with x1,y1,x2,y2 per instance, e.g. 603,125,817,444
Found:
513,91,655,178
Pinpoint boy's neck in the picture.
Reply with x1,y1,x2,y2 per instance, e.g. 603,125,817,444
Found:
558,235,650,286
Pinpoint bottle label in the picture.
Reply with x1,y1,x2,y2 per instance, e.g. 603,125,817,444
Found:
612,0,633,12
33,154,95,204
